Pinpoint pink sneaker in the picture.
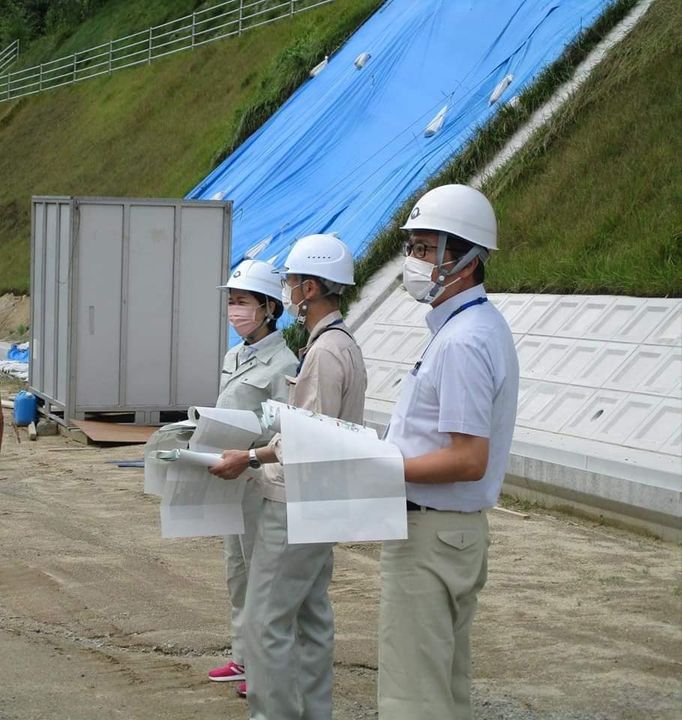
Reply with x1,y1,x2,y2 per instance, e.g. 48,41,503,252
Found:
236,681,247,698
208,661,245,682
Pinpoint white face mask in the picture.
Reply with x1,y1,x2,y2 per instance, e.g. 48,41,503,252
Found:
282,282,304,318
402,256,460,303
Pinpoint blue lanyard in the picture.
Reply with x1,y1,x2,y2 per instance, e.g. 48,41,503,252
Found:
411,297,487,376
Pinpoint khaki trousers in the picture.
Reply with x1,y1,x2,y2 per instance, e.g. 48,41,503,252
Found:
224,478,264,665
244,499,335,720
379,508,489,720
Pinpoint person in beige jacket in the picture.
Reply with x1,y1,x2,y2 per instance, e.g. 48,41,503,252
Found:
207,260,297,692
210,234,367,720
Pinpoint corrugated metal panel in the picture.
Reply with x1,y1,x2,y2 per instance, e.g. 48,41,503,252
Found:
29,196,231,423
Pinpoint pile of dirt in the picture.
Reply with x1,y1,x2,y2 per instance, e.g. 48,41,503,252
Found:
0,293,30,340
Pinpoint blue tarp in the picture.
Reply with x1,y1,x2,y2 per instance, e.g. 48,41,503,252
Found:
189,0,612,267
7,343,29,362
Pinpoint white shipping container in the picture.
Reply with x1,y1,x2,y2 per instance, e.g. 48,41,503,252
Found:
30,196,231,424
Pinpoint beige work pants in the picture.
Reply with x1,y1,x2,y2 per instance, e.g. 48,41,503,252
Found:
379,508,489,720
223,478,264,666
243,498,335,720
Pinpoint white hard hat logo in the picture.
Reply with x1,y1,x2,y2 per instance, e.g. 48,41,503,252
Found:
219,259,282,300
400,184,498,251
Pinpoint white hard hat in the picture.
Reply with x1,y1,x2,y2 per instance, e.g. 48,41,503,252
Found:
219,259,282,301
401,184,498,250
283,233,355,286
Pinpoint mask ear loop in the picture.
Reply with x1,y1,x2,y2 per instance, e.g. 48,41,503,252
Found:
264,298,276,324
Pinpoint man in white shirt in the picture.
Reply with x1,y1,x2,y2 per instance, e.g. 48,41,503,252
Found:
378,185,519,720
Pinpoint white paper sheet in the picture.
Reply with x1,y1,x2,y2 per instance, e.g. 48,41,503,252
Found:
277,406,407,544
188,406,262,453
143,420,196,497
160,463,246,538
145,407,261,538
262,400,377,438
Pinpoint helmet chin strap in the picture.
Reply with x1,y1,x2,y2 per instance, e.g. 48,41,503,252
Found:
425,238,487,303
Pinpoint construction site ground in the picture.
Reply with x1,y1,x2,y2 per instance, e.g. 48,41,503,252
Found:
0,382,680,720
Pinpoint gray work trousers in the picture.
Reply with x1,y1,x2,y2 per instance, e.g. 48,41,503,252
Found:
379,508,489,720
243,498,335,720
223,478,264,665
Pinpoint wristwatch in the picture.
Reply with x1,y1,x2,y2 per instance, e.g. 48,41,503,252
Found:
248,448,262,469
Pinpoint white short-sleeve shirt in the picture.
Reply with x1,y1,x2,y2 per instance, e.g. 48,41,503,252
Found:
386,284,519,511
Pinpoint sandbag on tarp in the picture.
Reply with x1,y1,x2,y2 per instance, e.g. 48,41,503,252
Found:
189,0,612,269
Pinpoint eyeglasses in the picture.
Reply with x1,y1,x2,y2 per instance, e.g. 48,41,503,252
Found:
401,240,439,259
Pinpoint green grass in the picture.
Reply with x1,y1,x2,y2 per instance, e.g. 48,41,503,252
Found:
343,0,641,301
0,0,382,293
345,0,681,304
1,0,679,300
9,1,209,70
487,0,682,296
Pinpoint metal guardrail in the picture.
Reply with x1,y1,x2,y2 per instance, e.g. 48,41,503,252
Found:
0,0,335,103
0,39,20,77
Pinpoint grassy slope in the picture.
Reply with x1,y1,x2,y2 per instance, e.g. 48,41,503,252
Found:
0,0,381,293
12,1,218,70
486,0,681,296
1,0,679,297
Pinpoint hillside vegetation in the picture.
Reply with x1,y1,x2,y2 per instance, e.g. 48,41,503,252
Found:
2,1,265,68
488,0,681,296
0,0,679,298
348,0,680,301
0,0,381,293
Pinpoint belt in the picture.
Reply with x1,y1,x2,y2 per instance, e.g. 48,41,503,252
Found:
406,500,438,512
405,500,482,514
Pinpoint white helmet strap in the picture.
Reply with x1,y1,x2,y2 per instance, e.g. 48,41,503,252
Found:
435,232,487,276
435,231,449,269
426,243,485,302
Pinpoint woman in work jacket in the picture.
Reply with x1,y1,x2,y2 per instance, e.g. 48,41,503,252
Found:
207,259,297,695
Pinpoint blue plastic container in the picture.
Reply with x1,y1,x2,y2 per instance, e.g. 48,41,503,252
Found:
13,390,38,426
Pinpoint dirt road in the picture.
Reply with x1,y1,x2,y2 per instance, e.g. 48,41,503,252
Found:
0,398,680,720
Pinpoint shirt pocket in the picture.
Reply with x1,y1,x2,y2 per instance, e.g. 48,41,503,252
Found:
392,370,417,420
241,375,269,390
220,373,270,413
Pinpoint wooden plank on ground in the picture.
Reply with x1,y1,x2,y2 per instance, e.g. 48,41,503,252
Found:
70,420,157,444
492,505,530,519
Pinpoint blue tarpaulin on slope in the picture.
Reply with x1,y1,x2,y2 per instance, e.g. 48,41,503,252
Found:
189,0,611,268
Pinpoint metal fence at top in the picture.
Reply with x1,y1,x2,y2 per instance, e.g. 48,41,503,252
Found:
0,39,20,77
0,0,335,103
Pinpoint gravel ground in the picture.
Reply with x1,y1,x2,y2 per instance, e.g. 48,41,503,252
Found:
0,390,680,720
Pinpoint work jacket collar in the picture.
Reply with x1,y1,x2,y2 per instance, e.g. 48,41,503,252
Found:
239,330,285,365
